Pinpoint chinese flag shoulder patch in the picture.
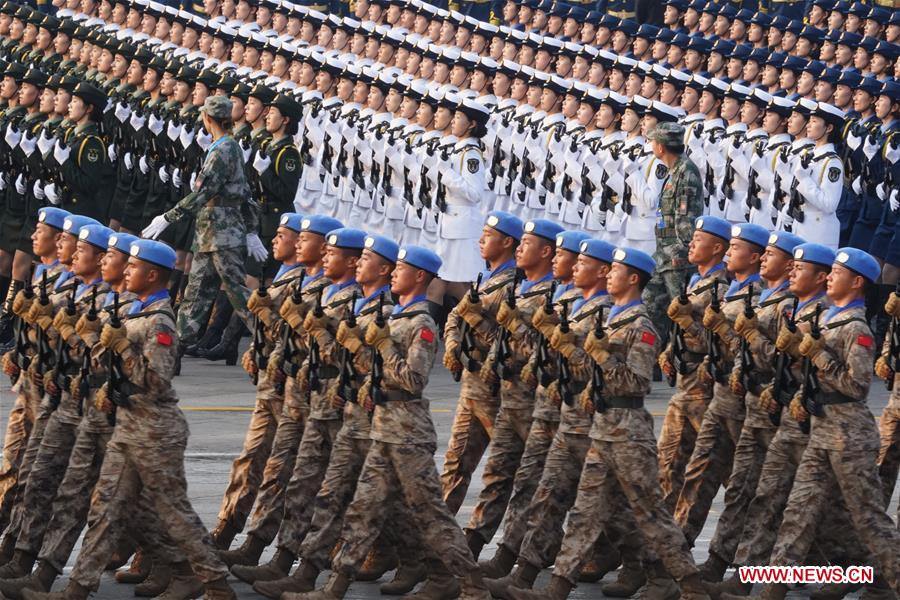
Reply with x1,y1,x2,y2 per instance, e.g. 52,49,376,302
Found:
857,335,873,348
641,331,656,345
157,332,173,346
420,328,435,343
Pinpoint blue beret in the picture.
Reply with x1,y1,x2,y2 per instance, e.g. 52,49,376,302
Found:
618,19,639,37
867,7,891,24
837,69,863,89
37,207,70,230
769,16,791,30
729,43,752,61
781,56,808,74
834,247,880,283
860,35,879,53
657,28,676,43
325,227,367,250
767,51,787,68
612,246,655,277
891,10,900,26
486,211,524,241
694,216,731,241
666,0,688,9
792,243,836,267
278,212,304,233
130,239,177,270
62,215,100,236
799,26,825,44
838,31,863,47
555,230,592,254
687,35,712,53
750,12,772,27
748,48,769,64
710,38,735,56
719,4,737,18
670,33,692,49
819,67,841,86
767,231,805,255
881,80,900,103
364,234,399,263
523,218,565,242
301,215,344,237
848,1,868,16
874,41,900,61
636,24,660,39
107,231,139,255
397,245,442,276
78,224,114,251
734,8,754,22
578,238,616,263
858,75,884,96
785,19,803,34
730,223,769,248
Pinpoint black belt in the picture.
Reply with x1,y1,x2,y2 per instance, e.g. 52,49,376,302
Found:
816,392,858,406
603,397,644,409
317,365,340,380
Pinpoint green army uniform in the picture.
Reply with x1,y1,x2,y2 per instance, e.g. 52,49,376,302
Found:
58,123,115,222
121,95,167,232
140,100,182,228
3,109,46,255
107,85,145,224
0,103,28,255
243,126,273,279
165,103,201,253
254,134,301,279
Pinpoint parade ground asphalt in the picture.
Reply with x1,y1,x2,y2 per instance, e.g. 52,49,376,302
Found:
2,346,895,598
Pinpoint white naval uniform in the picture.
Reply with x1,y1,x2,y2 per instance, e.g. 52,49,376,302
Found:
729,127,768,224
622,141,667,255
791,143,843,249
717,122,749,224
399,124,426,246
487,98,519,212
334,102,363,223
774,138,815,233
558,128,602,227
380,117,410,240
699,118,726,218
748,132,792,228
545,120,584,223
504,104,535,217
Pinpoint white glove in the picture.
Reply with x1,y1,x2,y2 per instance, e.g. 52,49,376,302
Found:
158,166,169,183
114,102,130,122
108,143,117,162
189,172,197,191
846,128,862,151
14,174,25,195
129,111,146,131
45,183,60,205
852,176,862,195
253,152,271,174
4,125,21,148
19,134,36,157
123,152,133,170
877,183,887,200
179,126,194,149
863,136,879,161
0,174,6,191
891,189,899,212
53,141,70,165
172,168,182,188
148,114,164,135
32,180,44,200
166,121,182,142
247,233,268,262
240,141,251,162
142,214,171,239
138,155,149,174
887,142,900,165
37,132,53,156
196,128,212,150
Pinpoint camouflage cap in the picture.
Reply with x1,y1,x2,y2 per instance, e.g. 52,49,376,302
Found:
201,95,233,120
647,122,685,146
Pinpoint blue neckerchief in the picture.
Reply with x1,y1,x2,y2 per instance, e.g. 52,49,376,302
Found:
608,299,643,323
76,277,103,300
274,263,303,282
689,262,725,288
34,260,58,282
129,289,170,315
725,273,762,300
355,285,391,315
301,269,325,290
205,134,231,158
759,279,790,303
480,259,516,286
53,269,74,291
571,290,608,316
553,282,574,302
519,271,553,294
325,279,356,302
824,298,866,324
797,291,827,313
102,292,118,309
392,294,427,315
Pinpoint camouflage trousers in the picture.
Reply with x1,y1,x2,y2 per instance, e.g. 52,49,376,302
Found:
176,247,251,345
643,267,689,350
0,378,39,533
216,370,284,533
674,409,743,544
465,406,535,545
658,389,709,511
9,414,78,548
878,407,900,524
70,438,227,590
770,446,900,595
36,426,111,571
332,441,478,581
271,418,342,554
553,438,698,585
243,377,307,544
707,422,775,563
441,370,501,515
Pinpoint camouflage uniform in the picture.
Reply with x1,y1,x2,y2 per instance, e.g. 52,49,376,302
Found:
657,266,727,509
441,264,518,514
770,304,900,595
877,339,900,525
643,151,705,349
298,289,395,569
239,273,331,543
215,266,304,535
166,133,257,345
465,276,555,547
675,279,759,543
69,296,228,591
550,303,698,584
330,298,481,587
